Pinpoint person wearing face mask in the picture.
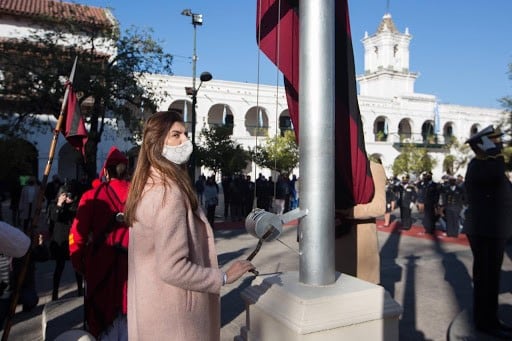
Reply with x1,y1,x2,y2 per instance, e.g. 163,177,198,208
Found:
124,111,254,341
397,174,417,230
462,125,512,339
69,146,131,339
421,171,441,235
439,176,465,237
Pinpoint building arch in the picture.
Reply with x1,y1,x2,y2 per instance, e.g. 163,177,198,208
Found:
279,109,293,136
373,115,389,141
207,103,234,133
245,106,269,136
58,143,84,181
443,122,455,143
469,123,480,138
397,118,412,141
421,120,435,143
168,99,193,133
0,137,38,181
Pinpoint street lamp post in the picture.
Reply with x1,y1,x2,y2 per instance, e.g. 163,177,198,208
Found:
181,9,211,181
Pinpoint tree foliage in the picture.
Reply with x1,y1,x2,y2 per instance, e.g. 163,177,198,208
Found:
442,137,472,175
195,126,251,176
0,18,173,179
392,143,436,177
252,130,299,174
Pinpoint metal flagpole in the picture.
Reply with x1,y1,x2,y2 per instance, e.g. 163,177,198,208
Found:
298,0,336,285
1,56,78,341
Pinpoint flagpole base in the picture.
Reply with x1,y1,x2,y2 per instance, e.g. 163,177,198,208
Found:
235,271,402,341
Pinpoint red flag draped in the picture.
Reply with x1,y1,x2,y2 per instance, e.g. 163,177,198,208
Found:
62,82,88,156
256,0,374,209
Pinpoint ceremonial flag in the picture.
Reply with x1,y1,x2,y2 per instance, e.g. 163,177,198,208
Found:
434,102,440,135
62,82,88,156
256,0,374,208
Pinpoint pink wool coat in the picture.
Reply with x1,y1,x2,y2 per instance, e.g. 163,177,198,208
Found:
128,172,224,341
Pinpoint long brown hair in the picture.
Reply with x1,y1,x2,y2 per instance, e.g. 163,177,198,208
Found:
124,110,198,226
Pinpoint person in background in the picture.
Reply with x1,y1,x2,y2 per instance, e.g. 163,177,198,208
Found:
221,175,232,221
0,220,31,325
242,175,255,216
383,177,396,227
273,174,289,215
415,172,426,214
18,176,38,233
462,125,512,339
8,177,21,228
69,146,130,339
45,175,62,211
439,176,465,238
421,171,440,235
335,159,386,284
289,174,298,210
47,185,83,301
397,175,417,231
204,176,219,227
124,111,254,340
195,174,206,206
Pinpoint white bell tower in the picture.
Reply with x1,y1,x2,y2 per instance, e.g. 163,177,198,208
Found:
357,13,418,98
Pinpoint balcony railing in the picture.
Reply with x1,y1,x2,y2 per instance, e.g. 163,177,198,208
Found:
372,133,452,150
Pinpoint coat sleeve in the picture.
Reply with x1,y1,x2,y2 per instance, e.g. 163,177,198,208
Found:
351,162,387,219
0,221,30,258
145,185,223,293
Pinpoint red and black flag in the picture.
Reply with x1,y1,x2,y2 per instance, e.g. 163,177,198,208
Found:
256,0,374,209
62,82,88,156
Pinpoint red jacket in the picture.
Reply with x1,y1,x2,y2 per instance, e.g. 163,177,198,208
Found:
69,179,130,337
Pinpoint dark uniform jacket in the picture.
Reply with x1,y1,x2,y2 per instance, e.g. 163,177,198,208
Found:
441,185,465,211
398,184,418,208
463,157,512,239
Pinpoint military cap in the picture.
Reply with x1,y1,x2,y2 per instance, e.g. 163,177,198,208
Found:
465,125,502,145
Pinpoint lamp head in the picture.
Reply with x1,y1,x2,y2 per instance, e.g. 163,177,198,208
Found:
199,72,212,82
181,9,192,16
192,13,203,25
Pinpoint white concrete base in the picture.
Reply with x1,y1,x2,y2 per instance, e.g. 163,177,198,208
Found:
236,271,402,341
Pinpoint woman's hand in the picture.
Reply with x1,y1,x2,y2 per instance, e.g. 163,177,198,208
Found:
224,260,255,284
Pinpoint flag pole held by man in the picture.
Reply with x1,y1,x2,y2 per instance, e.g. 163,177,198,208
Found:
2,56,89,340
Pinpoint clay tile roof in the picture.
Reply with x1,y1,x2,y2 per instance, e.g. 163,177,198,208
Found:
0,0,114,28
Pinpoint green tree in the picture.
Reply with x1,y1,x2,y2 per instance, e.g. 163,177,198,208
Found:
442,137,472,175
195,126,251,175
252,130,299,174
392,143,436,177
0,19,172,179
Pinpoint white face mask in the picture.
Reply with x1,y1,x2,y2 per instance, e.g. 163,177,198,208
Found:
162,140,193,165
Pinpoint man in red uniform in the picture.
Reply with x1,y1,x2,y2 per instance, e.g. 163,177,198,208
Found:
69,146,130,338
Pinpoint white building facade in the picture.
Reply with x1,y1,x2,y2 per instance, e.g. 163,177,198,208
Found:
1,5,503,181
144,13,502,179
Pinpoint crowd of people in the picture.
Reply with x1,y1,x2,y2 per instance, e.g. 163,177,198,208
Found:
385,171,467,237
0,117,510,340
193,172,299,227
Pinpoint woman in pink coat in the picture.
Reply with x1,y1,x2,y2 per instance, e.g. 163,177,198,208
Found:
124,110,254,341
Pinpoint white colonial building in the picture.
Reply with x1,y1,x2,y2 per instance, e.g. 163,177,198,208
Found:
143,12,502,180
0,1,503,181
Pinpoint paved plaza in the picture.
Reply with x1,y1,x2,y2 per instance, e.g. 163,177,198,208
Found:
2,201,512,340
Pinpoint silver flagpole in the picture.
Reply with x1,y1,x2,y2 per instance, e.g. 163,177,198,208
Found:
298,0,336,285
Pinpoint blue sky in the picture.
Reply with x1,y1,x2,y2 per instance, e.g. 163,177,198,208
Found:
78,0,511,109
